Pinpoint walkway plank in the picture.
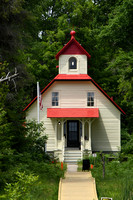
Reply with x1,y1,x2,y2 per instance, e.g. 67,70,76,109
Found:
58,172,98,200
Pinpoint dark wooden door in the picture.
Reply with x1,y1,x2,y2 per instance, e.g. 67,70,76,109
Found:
67,121,79,147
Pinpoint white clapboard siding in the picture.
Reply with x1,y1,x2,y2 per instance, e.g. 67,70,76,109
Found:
26,80,121,152
59,55,87,74
92,84,120,151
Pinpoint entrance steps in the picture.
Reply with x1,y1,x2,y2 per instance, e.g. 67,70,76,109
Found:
64,149,81,163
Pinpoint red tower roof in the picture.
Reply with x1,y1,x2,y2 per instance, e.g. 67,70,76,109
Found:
56,31,91,60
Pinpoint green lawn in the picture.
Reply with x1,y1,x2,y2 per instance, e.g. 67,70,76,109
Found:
78,154,133,200
30,177,60,200
92,157,133,200
0,162,67,200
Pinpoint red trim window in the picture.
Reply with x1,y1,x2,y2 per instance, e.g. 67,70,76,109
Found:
87,92,94,106
52,92,59,106
69,57,77,69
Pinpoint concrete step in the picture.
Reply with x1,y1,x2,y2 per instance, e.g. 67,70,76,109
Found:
64,150,81,153
64,150,82,163
64,153,81,156
64,154,81,158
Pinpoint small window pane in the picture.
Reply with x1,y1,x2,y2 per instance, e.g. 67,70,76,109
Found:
91,102,94,106
87,92,94,106
52,92,59,106
91,97,94,101
52,102,55,106
69,57,77,69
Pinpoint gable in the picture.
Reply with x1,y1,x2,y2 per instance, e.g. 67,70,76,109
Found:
23,74,125,115
56,38,91,60
61,41,86,55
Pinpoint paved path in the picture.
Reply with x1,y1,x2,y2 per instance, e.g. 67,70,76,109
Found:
67,164,78,172
58,169,98,200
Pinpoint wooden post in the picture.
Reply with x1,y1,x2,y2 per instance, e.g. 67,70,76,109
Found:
55,120,58,150
61,120,64,161
100,153,105,178
89,120,92,151
102,155,105,178
82,120,85,152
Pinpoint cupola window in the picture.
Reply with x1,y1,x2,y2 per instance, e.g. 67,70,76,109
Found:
69,57,77,69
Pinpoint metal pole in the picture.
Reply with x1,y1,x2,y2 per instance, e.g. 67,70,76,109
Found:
37,82,40,124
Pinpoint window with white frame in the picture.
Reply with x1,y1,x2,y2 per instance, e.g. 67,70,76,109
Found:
69,57,77,69
52,92,59,106
87,92,94,106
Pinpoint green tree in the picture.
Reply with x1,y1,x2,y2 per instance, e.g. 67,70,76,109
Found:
24,120,47,160
95,0,133,133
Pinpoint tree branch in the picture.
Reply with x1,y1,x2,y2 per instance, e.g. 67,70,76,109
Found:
0,69,19,83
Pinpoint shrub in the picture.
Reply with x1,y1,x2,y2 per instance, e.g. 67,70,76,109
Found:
4,171,38,200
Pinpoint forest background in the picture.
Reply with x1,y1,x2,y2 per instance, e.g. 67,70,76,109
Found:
0,0,133,198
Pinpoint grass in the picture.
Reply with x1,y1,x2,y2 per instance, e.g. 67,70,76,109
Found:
77,160,82,171
30,162,67,200
0,176,60,200
77,154,133,200
96,177,124,199
92,157,133,200
30,177,59,200
0,162,67,200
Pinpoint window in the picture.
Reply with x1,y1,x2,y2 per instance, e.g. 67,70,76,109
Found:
87,92,94,106
52,92,59,106
69,57,77,69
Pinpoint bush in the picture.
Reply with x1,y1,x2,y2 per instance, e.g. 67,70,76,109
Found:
4,171,38,200
0,120,66,199
121,129,133,154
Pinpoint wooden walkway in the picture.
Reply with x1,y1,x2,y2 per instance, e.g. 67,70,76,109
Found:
58,171,98,200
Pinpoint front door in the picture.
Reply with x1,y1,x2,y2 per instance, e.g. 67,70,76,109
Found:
67,121,79,147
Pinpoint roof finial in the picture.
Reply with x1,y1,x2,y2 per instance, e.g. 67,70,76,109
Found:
70,30,76,39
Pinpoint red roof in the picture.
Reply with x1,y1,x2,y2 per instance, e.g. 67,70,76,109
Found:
56,32,91,60
23,74,125,115
47,108,99,118
55,74,92,80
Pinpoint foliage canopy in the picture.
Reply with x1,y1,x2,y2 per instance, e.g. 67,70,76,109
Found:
0,0,133,197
